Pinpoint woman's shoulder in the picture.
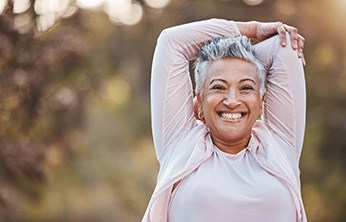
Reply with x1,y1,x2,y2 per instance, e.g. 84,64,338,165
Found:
252,121,301,165
161,123,210,159
170,123,209,148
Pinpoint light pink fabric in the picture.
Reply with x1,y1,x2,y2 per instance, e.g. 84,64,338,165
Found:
168,140,296,222
143,19,307,222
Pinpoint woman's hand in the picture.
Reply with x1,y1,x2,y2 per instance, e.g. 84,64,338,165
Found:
237,21,306,65
256,22,305,65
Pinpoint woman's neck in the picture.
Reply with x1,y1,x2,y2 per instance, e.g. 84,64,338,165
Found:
211,135,251,154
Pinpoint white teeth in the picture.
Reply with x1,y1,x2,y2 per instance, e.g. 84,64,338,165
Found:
221,112,242,120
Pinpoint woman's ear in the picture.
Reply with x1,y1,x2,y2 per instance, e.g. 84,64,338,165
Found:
196,93,203,105
194,93,206,123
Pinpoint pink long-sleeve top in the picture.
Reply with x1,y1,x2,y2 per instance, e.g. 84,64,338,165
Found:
143,19,307,222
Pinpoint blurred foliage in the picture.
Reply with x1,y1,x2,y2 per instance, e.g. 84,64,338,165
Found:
0,0,345,221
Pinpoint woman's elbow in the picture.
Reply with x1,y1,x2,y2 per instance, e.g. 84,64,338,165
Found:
156,27,178,47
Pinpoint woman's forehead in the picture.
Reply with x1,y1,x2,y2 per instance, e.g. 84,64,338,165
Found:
205,58,259,83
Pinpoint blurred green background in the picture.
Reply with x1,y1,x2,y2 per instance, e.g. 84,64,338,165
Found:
0,0,345,221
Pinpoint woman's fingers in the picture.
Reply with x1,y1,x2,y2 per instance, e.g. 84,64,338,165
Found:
283,24,299,50
257,21,306,66
276,22,287,47
297,34,306,65
282,24,306,65
297,34,305,57
301,52,306,66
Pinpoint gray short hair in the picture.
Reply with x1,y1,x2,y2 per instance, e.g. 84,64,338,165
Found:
194,36,266,96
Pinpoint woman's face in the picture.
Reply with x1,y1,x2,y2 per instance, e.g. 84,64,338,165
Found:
198,58,263,150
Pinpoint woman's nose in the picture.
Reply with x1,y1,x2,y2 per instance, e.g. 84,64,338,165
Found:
223,90,241,107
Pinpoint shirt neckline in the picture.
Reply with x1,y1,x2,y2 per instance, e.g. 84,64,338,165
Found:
214,146,247,160
212,134,258,159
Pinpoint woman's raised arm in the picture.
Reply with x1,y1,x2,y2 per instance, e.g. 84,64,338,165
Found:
254,33,306,158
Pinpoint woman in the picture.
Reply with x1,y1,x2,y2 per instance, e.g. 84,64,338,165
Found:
143,18,306,222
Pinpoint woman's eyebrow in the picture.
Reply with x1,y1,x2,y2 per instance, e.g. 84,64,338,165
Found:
210,79,227,85
239,78,256,85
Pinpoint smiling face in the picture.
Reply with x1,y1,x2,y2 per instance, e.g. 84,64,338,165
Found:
198,58,263,153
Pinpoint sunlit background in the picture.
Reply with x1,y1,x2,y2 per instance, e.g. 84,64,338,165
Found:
0,0,345,221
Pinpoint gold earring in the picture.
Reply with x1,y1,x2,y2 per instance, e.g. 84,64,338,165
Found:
258,113,263,121
198,108,204,120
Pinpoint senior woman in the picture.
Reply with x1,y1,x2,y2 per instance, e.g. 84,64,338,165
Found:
143,18,306,222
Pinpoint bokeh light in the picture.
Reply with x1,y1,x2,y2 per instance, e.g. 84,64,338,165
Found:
106,0,143,26
34,0,69,31
34,0,69,15
1,0,172,29
100,76,131,108
103,0,130,23
274,0,296,16
313,43,336,69
144,0,170,9
13,0,30,14
117,1,143,25
0,0,8,14
76,0,105,9
243,0,263,6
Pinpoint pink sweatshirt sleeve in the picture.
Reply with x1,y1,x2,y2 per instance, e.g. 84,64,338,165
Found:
254,35,306,156
151,19,240,162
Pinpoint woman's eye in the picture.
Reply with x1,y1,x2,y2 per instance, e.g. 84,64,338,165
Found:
241,86,254,91
211,85,226,90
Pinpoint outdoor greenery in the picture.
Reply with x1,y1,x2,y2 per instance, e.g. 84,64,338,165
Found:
0,0,345,221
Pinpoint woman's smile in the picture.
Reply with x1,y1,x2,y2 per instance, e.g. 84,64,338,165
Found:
218,111,244,120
